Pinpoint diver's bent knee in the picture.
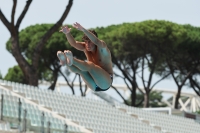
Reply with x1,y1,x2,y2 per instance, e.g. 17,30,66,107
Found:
86,61,96,71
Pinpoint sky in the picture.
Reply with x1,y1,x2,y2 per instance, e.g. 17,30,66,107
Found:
0,0,199,100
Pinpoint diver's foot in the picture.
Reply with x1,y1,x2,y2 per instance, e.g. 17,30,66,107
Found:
64,50,73,66
57,51,67,66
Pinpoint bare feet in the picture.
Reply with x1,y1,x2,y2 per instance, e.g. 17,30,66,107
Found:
64,50,73,66
57,51,66,66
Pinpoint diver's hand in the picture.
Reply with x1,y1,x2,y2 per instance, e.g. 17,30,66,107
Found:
59,25,71,34
73,22,85,31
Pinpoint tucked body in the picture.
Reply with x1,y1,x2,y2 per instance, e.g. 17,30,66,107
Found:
57,22,113,91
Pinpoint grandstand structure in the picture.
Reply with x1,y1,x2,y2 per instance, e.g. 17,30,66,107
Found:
51,81,200,113
0,79,199,133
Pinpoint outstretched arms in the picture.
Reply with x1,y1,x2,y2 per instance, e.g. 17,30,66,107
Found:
60,25,85,51
73,22,106,48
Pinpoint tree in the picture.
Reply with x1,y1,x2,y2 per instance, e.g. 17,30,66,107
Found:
155,24,200,108
183,25,200,97
0,0,73,86
125,91,167,108
189,76,200,96
6,23,87,93
0,71,3,79
102,20,181,107
196,110,200,114
4,65,26,83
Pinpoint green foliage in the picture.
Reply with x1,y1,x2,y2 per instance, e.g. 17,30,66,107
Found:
179,24,200,58
0,71,3,79
99,20,200,106
196,110,200,114
104,20,188,58
125,91,167,108
6,24,86,82
6,24,86,62
4,66,25,83
4,20,200,98
154,23,200,92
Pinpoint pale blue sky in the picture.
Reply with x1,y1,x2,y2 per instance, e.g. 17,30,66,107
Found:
0,0,199,98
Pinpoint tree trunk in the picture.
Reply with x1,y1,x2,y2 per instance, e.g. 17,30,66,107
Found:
11,36,38,85
112,86,129,105
78,74,83,96
175,87,181,109
48,69,59,91
0,0,73,87
83,84,87,97
189,77,200,96
131,86,137,106
28,70,38,86
143,91,149,108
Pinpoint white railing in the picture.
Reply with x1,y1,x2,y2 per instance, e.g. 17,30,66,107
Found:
39,80,200,113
